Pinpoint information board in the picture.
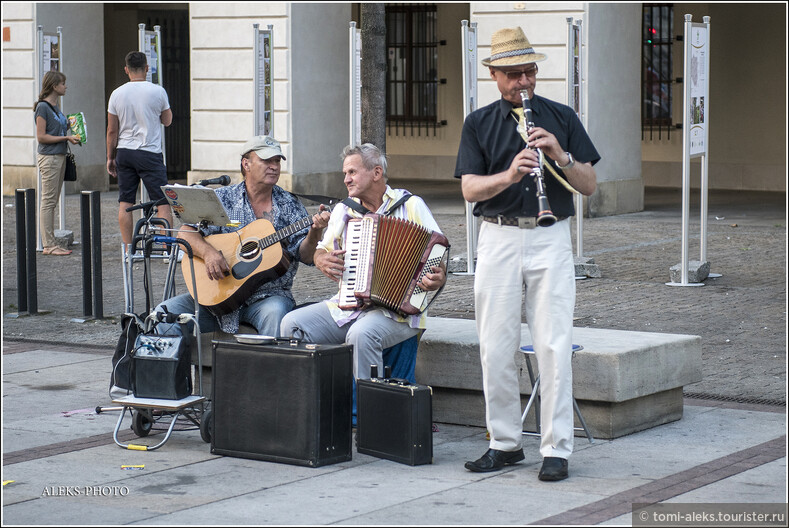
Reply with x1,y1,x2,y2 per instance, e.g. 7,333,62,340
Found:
254,25,273,136
688,24,708,156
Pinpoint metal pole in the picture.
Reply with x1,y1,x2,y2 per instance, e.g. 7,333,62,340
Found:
154,25,166,169
575,20,585,258
90,191,104,319
138,24,149,204
138,23,145,55
36,26,44,252
459,20,478,276
15,190,29,313
701,16,714,274
25,189,39,314
80,191,93,316
680,14,691,285
57,26,66,231
667,14,702,287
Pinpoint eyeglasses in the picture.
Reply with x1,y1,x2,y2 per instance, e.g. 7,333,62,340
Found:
497,66,538,80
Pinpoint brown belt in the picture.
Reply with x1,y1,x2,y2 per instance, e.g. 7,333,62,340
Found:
482,216,567,229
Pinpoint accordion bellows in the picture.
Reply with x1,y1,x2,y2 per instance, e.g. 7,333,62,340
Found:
339,214,449,316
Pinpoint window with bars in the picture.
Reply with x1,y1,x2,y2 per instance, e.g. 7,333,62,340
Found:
385,4,442,136
642,3,674,139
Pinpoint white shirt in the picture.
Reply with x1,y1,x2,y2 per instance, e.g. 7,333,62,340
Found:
317,186,444,329
107,81,170,153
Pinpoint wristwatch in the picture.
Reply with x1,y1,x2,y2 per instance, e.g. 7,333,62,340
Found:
557,152,575,170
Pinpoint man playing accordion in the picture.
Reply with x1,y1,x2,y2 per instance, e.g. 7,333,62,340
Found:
280,143,447,380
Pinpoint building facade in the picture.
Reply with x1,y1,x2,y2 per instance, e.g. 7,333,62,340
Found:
2,2,786,218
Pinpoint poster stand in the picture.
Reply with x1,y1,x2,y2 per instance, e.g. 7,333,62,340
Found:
349,22,362,147
137,24,165,205
456,20,478,276
667,15,712,287
566,17,600,281
253,24,274,137
35,25,68,251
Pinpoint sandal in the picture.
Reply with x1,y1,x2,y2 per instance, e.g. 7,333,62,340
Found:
43,246,72,256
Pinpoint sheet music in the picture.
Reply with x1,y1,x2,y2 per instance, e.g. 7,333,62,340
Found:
161,184,231,226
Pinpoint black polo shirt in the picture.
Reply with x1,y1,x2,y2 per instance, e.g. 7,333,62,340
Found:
454,96,601,218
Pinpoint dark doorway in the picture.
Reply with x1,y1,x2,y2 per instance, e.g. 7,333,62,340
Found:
103,4,190,181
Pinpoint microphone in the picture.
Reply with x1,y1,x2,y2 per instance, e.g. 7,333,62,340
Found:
196,175,231,187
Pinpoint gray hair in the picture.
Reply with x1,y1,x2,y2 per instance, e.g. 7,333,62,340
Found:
342,143,388,180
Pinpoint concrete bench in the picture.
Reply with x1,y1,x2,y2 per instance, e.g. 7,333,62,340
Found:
415,317,702,440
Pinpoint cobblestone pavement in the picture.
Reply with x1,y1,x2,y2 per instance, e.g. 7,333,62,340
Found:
2,183,786,404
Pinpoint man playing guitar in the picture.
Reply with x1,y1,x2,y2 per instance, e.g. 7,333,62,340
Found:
154,135,330,337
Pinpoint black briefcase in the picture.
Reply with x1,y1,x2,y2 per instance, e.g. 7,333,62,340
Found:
210,339,353,467
356,377,433,466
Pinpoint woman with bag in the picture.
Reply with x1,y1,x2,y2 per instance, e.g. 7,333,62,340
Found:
34,71,81,256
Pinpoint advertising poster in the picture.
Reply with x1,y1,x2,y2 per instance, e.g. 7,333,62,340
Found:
689,25,707,156
42,34,59,73
143,32,160,85
256,29,272,136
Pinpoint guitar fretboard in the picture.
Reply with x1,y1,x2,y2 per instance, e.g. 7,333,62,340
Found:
259,216,313,249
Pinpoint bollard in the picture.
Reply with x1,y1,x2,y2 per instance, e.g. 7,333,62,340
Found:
24,189,38,314
80,192,93,316
90,191,104,319
15,190,29,313
79,191,104,320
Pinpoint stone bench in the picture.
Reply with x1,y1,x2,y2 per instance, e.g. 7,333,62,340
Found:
415,317,702,440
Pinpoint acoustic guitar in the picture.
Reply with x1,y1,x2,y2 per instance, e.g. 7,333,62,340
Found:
181,216,313,316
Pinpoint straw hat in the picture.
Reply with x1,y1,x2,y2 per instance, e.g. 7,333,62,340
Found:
481,27,547,67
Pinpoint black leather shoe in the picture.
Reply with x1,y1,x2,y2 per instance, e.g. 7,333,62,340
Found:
464,448,525,473
538,457,569,481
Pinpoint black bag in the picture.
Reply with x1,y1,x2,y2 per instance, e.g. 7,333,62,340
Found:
64,147,77,182
110,313,145,399
131,333,192,400
356,377,433,465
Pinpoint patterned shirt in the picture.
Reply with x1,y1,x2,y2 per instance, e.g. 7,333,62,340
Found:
317,186,443,330
197,182,310,333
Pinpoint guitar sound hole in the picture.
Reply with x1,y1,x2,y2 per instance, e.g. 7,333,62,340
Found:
239,241,260,259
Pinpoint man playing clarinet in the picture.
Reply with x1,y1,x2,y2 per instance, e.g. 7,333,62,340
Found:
456,27,600,481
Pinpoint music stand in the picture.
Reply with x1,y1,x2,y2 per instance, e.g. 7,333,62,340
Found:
161,184,230,227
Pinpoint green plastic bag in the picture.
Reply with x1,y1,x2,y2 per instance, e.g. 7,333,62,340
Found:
66,112,87,145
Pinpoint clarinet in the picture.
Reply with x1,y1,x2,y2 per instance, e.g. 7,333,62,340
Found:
519,90,557,227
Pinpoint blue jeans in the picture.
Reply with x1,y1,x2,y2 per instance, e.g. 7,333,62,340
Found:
154,293,295,337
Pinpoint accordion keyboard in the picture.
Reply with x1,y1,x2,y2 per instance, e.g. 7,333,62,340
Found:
339,216,375,309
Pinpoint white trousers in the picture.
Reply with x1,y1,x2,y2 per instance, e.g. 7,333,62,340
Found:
475,219,576,459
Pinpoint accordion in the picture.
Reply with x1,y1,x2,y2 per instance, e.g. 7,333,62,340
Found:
339,214,449,316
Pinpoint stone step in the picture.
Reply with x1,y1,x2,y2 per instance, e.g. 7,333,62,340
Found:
415,317,702,439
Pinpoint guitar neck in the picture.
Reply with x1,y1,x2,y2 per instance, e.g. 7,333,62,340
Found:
259,216,313,249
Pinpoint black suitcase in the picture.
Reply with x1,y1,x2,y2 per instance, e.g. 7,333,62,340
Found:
356,377,433,465
210,339,353,467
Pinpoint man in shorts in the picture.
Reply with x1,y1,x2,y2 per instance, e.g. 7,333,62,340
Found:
106,51,173,246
